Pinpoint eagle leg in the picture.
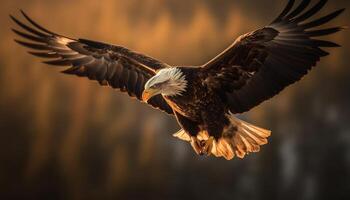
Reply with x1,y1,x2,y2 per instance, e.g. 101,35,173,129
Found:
190,136,203,155
190,135,214,156
201,136,214,155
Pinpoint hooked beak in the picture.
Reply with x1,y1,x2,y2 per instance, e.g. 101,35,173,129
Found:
142,88,159,102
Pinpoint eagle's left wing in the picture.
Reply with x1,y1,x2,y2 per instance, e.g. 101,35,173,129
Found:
201,0,345,114
11,11,173,115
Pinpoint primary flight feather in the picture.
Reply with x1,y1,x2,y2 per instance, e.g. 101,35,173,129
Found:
11,0,345,160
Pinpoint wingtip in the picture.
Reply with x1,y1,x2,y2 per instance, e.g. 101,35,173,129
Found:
11,28,24,38
9,9,25,21
13,39,24,47
334,8,346,16
272,0,296,23
330,42,341,47
17,9,58,36
20,9,30,20
19,9,29,18
9,14,17,21
13,39,21,43
13,39,26,46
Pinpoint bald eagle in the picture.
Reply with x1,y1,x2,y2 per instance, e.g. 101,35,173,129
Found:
11,0,345,160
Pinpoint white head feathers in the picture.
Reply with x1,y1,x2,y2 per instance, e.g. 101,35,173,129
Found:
144,68,187,97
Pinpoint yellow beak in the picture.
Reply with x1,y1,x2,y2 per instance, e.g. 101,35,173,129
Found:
142,88,159,102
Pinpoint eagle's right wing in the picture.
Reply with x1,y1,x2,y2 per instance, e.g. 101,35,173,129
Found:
11,11,174,115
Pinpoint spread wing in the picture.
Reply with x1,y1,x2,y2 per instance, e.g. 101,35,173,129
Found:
201,0,345,113
11,10,173,115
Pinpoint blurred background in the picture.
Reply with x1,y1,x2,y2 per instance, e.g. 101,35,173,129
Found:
0,0,349,199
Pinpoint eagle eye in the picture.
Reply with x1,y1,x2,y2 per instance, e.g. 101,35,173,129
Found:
151,80,169,89
151,83,162,89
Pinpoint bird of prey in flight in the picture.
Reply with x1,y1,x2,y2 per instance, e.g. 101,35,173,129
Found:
11,0,345,160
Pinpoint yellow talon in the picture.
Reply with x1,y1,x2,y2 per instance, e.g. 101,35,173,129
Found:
190,136,215,156
202,136,214,155
190,136,202,155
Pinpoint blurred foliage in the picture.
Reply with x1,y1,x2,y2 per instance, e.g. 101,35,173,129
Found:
0,0,349,199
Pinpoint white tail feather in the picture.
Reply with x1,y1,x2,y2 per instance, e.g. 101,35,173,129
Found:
211,114,271,160
173,114,271,160
173,129,191,141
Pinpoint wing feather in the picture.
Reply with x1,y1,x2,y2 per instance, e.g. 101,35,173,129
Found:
305,27,345,37
292,0,328,23
300,9,345,29
11,11,173,115
286,0,311,19
201,0,345,113
272,0,296,23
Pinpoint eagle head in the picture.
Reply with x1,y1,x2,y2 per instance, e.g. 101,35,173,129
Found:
142,68,187,102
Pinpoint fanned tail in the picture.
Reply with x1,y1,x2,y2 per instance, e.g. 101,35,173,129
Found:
173,113,271,160
211,114,271,160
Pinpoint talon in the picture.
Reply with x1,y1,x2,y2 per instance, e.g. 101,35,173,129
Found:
190,136,202,155
190,136,216,156
202,137,214,155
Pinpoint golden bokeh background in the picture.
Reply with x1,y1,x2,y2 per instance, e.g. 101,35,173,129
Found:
0,0,349,199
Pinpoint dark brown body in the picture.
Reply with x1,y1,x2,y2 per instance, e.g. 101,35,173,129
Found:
164,67,231,139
